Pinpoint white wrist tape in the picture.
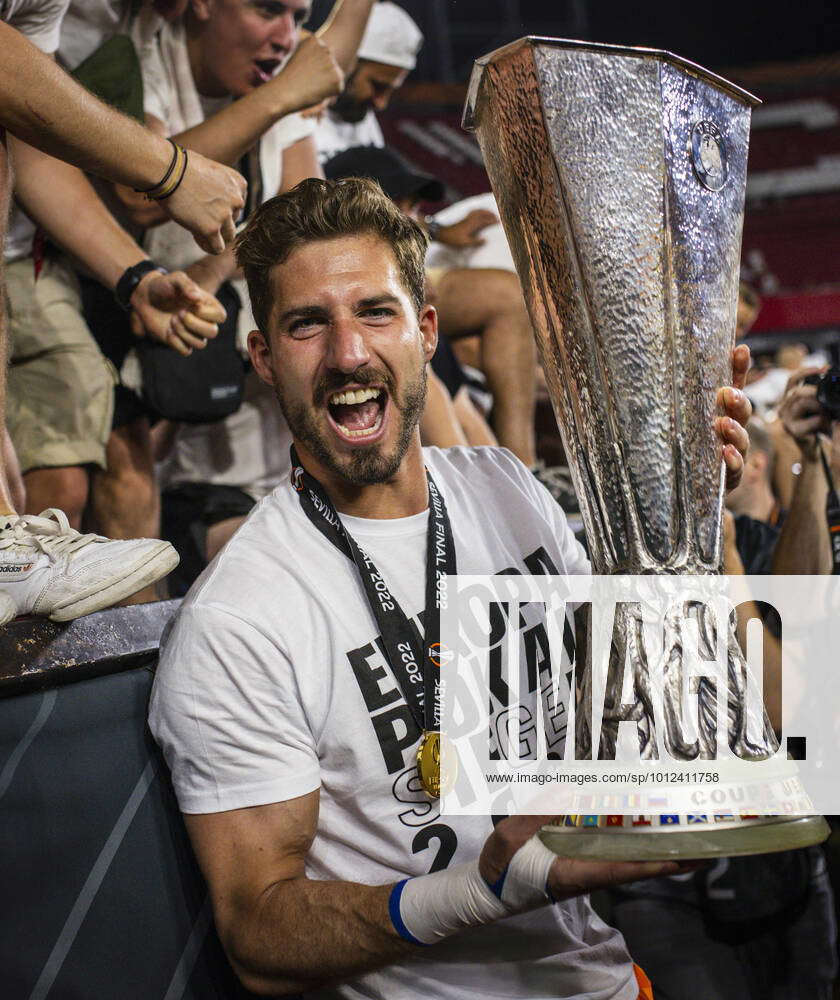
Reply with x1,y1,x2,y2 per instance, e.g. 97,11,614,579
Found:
389,835,556,945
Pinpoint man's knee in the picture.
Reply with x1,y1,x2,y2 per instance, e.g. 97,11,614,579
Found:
438,268,527,330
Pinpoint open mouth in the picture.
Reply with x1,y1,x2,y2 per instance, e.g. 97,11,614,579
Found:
253,58,280,84
326,386,387,443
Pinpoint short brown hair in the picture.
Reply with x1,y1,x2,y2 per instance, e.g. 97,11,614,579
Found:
236,177,430,332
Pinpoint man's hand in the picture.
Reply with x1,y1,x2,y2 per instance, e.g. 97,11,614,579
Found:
163,150,246,254
270,36,344,117
435,208,499,249
777,366,830,458
479,815,697,902
717,343,753,491
130,270,225,356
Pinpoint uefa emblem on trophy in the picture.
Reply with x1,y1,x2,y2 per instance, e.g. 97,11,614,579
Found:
463,37,829,858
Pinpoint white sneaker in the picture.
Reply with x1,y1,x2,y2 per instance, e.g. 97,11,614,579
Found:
0,508,179,626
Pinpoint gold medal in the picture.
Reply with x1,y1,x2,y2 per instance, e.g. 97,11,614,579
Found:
417,731,457,798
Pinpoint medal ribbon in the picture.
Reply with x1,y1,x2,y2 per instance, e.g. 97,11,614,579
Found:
290,446,456,735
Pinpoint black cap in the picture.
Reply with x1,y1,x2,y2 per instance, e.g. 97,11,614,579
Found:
323,145,445,204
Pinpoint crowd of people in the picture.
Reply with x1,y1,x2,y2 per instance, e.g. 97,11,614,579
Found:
0,0,551,608
2,2,839,999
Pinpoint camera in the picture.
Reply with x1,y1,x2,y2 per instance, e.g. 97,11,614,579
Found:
802,367,840,419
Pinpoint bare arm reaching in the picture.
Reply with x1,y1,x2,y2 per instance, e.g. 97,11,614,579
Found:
10,138,224,355
317,0,377,72
186,791,689,996
0,22,245,253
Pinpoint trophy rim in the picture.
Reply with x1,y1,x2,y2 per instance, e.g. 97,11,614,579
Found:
538,815,831,861
463,35,761,131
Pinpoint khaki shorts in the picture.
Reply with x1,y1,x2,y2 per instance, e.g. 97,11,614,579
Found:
5,256,116,473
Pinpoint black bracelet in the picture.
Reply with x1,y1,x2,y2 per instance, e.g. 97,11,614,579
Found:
115,260,167,312
135,138,179,195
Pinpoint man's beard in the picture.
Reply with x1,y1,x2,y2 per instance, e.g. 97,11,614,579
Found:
331,80,369,124
276,363,428,487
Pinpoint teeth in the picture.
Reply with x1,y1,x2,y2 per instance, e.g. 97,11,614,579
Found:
329,387,381,406
337,412,383,438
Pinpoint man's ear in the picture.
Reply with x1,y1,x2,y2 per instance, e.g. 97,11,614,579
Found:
419,303,438,361
248,329,274,387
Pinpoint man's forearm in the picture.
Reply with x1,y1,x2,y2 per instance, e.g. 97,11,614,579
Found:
772,448,832,574
318,0,377,72
10,138,145,289
167,90,290,168
187,248,239,294
1,23,172,190
228,877,413,996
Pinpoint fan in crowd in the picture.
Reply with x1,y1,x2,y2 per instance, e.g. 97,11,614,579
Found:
0,0,245,625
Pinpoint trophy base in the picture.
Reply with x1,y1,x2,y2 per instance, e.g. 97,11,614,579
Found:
539,815,830,861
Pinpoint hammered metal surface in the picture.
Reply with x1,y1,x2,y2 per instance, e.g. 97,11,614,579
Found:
464,40,783,788
466,38,752,575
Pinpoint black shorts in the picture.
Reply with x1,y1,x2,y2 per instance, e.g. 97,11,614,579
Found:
160,482,255,595
431,335,467,399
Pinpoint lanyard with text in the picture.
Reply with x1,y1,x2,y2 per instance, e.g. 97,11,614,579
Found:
290,447,457,796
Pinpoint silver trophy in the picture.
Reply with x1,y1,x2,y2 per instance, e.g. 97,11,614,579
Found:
464,37,829,858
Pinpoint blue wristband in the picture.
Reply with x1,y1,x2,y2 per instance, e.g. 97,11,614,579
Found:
388,879,429,947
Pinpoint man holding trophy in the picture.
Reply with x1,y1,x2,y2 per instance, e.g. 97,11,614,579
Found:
148,36,764,997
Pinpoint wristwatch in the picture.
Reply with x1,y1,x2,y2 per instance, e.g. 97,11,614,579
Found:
115,260,167,312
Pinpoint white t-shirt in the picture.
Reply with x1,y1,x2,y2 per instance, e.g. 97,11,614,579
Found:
2,0,70,262
426,192,516,275
1,0,67,49
315,107,385,164
58,0,160,69
150,446,636,1000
